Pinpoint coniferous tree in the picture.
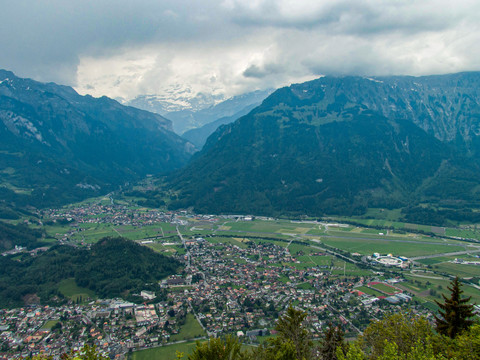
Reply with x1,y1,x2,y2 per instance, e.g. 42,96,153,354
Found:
186,336,248,360
273,306,314,360
253,305,314,360
319,324,346,360
434,277,475,338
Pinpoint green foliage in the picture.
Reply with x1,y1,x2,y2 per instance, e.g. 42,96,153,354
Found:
434,277,475,338
186,336,248,360
169,74,480,218
0,237,179,307
359,312,435,359
250,305,314,360
252,340,297,360
178,311,480,360
319,325,346,360
0,219,45,251
75,237,179,298
433,324,480,359
29,344,108,359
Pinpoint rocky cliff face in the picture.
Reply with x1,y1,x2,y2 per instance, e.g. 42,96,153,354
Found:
281,73,480,145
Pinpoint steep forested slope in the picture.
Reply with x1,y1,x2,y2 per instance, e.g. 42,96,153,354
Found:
169,73,480,217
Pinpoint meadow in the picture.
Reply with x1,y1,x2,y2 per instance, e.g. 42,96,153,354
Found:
58,278,96,302
128,341,197,360
170,314,206,342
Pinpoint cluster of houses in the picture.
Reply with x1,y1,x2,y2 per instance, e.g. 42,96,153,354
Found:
1,230,436,359
0,298,192,359
1,203,441,358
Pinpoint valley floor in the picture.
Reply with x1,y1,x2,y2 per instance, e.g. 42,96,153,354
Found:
2,198,480,359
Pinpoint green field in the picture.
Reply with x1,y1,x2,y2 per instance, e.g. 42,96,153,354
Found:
170,313,206,341
144,242,179,255
369,282,400,295
445,227,480,240
129,341,197,360
220,219,317,235
207,236,250,249
41,320,59,330
297,282,315,290
355,286,384,298
320,237,465,257
433,262,480,277
58,278,96,302
403,274,480,304
288,243,316,255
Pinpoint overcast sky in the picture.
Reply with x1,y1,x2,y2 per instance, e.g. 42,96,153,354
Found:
1,0,480,101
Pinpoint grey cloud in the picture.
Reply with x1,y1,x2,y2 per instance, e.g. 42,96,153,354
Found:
243,63,283,78
1,0,479,99
227,0,470,36
0,0,234,85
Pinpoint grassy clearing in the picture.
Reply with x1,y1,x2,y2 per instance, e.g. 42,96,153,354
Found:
297,282,315,290
44,224,71,237
308,255,333,267
170,314,206,341
144,242,178,255
129,341,197,360
417,257,453,265
355,286,384,298
58,278,95,302
221,220,316,234
41,320,59,330
369,282,399,294
208,237,249,249
306,228,326,236
325,229,416,241
288,243,316,255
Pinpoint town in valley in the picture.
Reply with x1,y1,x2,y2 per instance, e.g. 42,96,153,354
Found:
2,195,480,359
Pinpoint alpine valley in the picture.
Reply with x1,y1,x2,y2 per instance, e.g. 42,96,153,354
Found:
0,70,194,210
3,70,480,359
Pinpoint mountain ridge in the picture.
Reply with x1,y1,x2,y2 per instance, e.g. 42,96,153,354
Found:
168,72,480,218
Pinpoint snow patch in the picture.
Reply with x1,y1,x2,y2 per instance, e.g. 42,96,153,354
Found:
365,77,384,84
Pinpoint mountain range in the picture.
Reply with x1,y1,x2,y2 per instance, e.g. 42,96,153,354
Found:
169,73,480,219
3,69,480,222
128,89,272,134
0,70,194,209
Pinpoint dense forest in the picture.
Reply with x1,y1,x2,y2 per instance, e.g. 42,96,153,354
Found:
167,74,480,223
0,237,180,308
0,220,45,251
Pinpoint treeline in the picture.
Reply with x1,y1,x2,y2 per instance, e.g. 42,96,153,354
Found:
402,206,480,226
0,237,180,308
